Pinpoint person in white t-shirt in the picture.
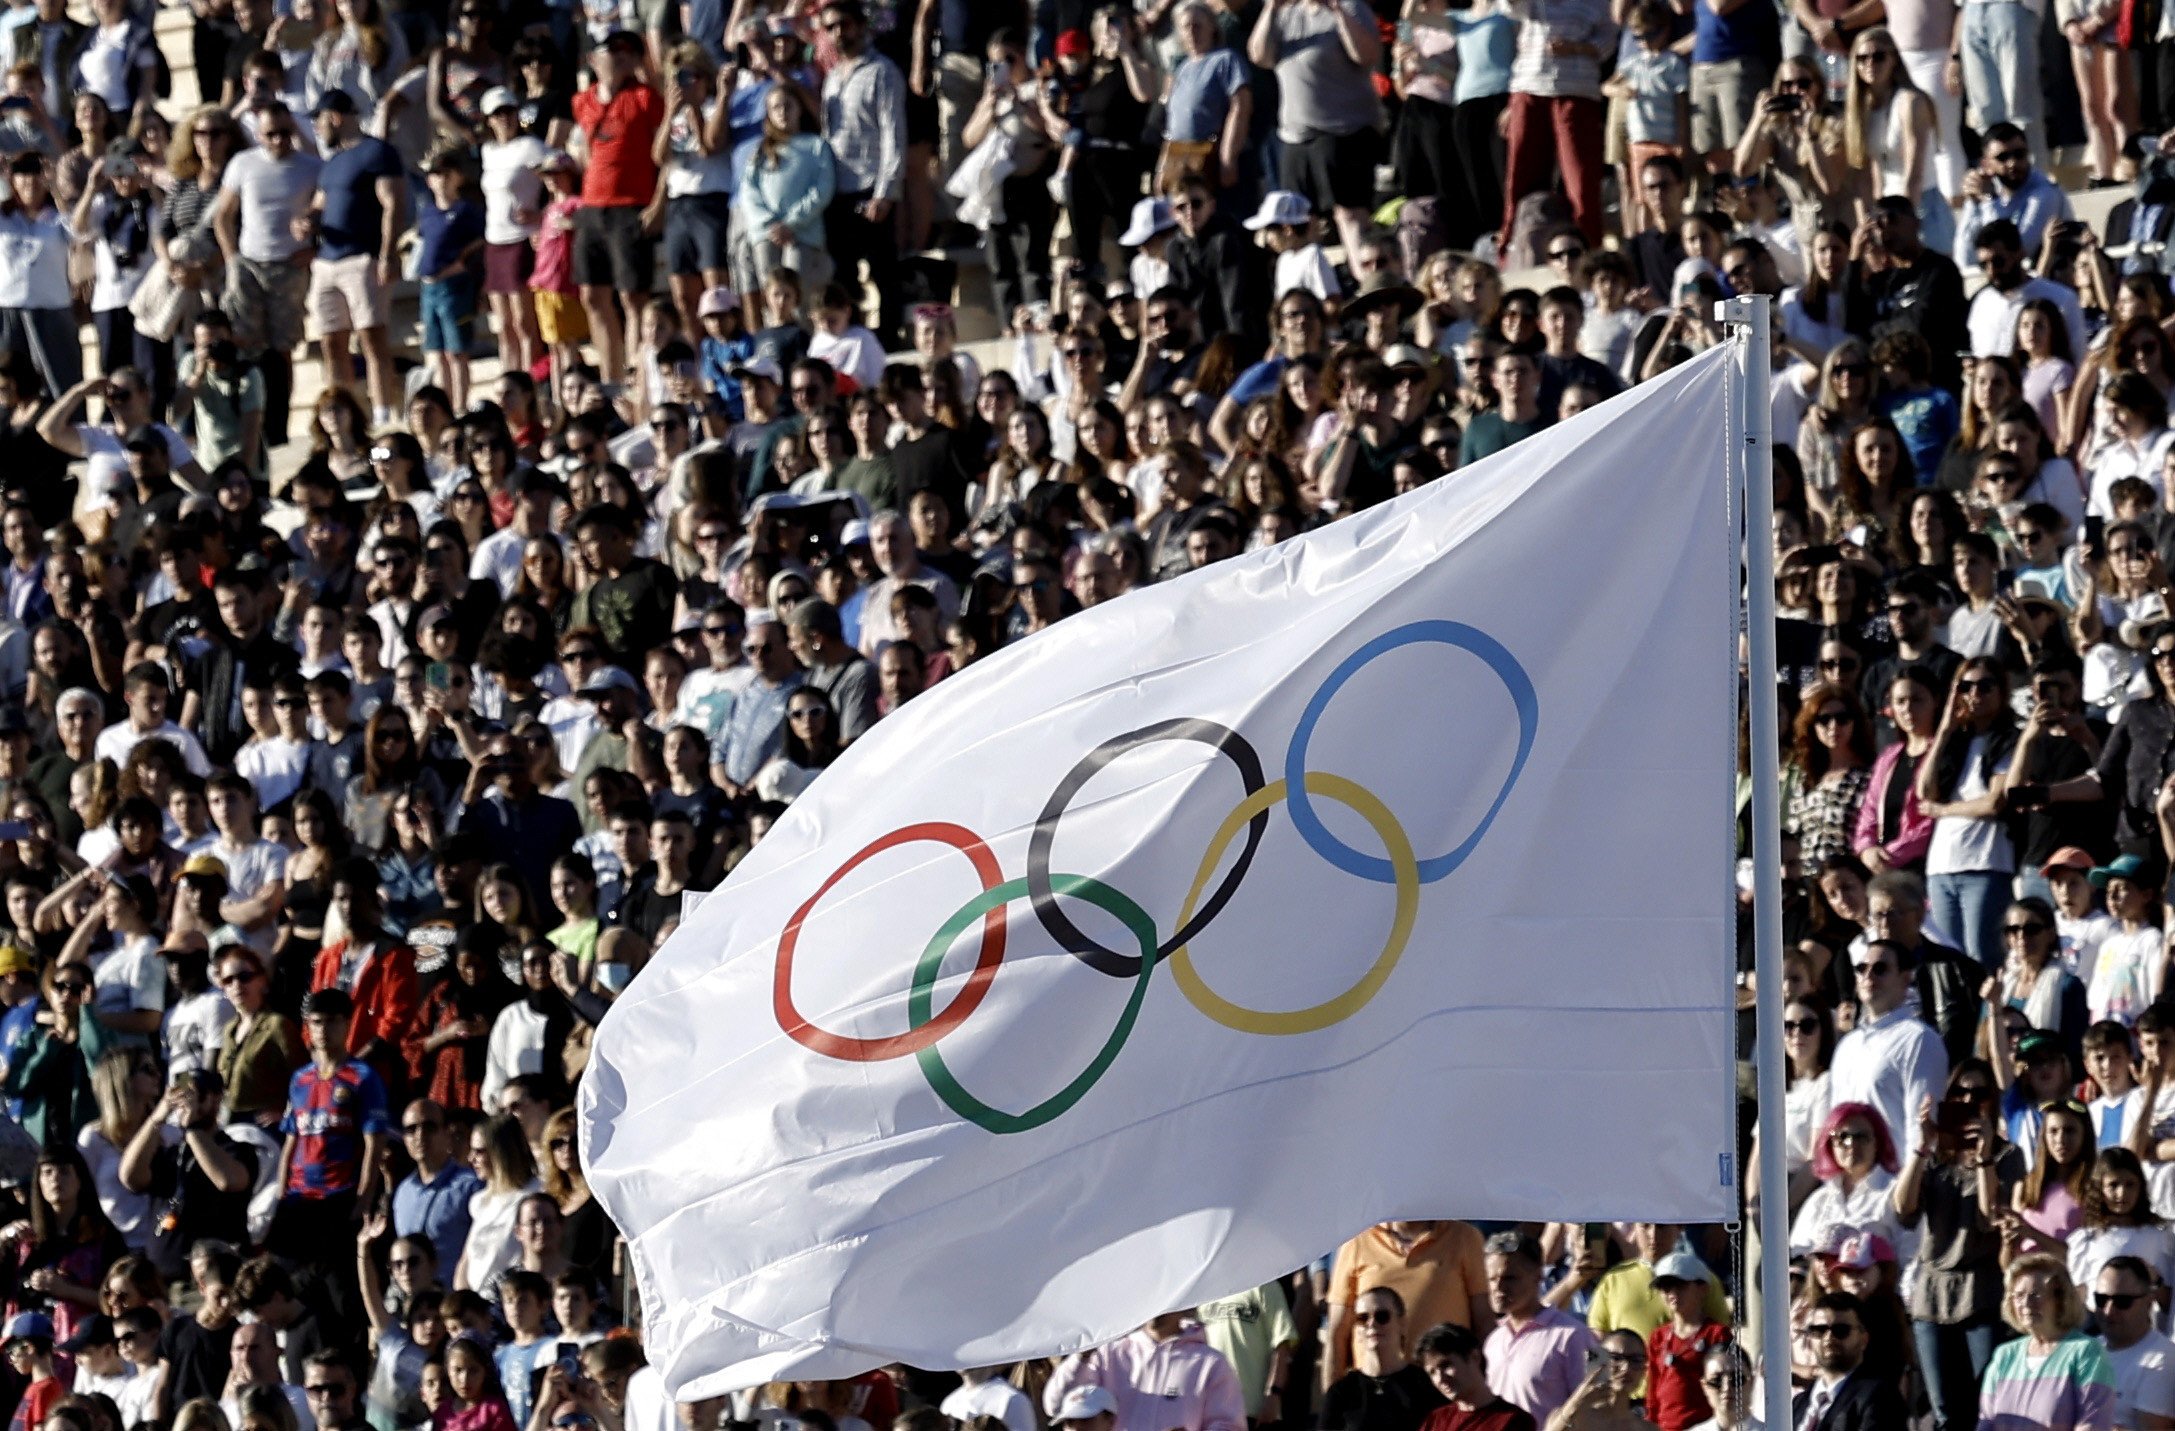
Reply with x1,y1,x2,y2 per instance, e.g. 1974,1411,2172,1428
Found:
58,872,166,1043
96,664,214,779
1243,190,1338,303
61,1314,137,1403
2047,846,2116,985
234,676,314,813
941,1369,1035,1431
2095,1256,2175,1427
478,88,548,380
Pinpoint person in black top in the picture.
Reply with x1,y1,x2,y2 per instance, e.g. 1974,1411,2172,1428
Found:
116,1070,257,1283
1053,13,1154,278
1842,197,1969,392
880,365,973,530
1319,1286,1444,1431
184,565,301,766
570,504,677,672
155,1242,242,1420
1162,172,1271,358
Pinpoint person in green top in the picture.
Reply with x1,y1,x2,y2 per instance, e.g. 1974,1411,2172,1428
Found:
546,853,600,971
1459,349,1552,466
2,960,112,1151
1197,1280,1297,1422
835,390,898,511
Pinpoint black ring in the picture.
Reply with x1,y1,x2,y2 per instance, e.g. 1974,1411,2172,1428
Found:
1026,718,1268,977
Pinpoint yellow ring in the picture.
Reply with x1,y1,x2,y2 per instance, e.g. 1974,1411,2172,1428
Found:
1167,771,1419,1035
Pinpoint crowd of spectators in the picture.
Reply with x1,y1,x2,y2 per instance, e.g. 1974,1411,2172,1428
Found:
27,0,2175,1426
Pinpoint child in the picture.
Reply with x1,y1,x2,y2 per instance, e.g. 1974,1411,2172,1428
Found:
74,146,156,380
529,150,590,388
1643,1249,1729,1431
4,1312,63,1431
2089,856,2163,1028
2046,847,2112,983
494,1271,552,1431
1117,196,1175,303
1242,190,1337,303
438,1334,516,1431
2085,1018,2142,1147
753,267,811,369
808,282,886,390
695,286,752,423
1577,250,1644,377
417,151,487,413
1603,1,1690,232
1946,533,2011,662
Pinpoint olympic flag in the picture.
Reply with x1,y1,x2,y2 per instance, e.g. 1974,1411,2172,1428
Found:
579,344,1742,1397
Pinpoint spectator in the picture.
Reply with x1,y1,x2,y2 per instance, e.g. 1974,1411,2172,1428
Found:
1480,1232,1594,1425
1318,1284,1443,1431
2092,1254,2175,1429
1976,1255,2116,1428
1043,1311,1246,1431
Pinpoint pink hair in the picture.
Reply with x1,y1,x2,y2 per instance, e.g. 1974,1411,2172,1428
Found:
1810,1101,1900,1182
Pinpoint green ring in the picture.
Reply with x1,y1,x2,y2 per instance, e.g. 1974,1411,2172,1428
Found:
909,874,1158,1135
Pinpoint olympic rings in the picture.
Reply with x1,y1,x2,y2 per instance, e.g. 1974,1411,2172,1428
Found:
1026,718,1268,979
910,874,1158,1135
774,823,1006,1062
1284,621,1539,885
1167,773,1419,1036
769,620,1538,1134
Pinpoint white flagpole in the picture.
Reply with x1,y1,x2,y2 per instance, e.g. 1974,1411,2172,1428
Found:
1718,294,1790,1431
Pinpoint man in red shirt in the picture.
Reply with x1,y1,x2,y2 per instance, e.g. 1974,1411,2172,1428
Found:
1416,1324,1536,1431
570,29,664,390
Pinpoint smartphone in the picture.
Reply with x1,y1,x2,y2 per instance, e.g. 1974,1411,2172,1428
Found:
1770,92,1801,113
0,822,27,841
1936,1099,1978,1140
426,661,452,692
555,1346,582,1380
2008,781,2050,810
2084,515,2107,562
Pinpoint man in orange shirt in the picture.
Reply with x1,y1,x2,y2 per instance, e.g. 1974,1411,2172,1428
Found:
1322,1222,1495,1390
569,30,664,390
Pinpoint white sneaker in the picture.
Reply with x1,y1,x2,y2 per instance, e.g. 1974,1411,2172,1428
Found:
1047,171,1073,208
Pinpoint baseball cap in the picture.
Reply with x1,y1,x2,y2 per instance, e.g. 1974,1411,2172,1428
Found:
731,354,784,386
1831,1231,1896,1270
480,86,519,116
1242,190,1313,232
2041,846,2096,879
312,89,357,116
698,285,740,318
840,519,872,547
1054,1388,1118,1424
1117,197,1175,248
579,667,640,698
180,853,230,884
58,1315,115,1353
1382,344,1432,374
0,945,33,979
1648,1247,1712,1288
2091,853,2151,888
1054,28,1089,56
4,1312,53,1344
418,603,456,631
2017,1030,2064,1064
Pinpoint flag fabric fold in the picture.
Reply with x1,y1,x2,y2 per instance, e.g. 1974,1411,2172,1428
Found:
578,343,1742,1398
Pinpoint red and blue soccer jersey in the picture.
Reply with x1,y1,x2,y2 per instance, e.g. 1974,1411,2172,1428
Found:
280,1059,393,1198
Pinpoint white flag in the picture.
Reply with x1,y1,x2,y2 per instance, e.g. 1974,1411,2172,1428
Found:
579,344,1741,1397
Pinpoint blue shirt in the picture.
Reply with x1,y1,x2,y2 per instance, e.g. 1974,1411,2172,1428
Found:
316,136,404,261
700,332,754,421
390,1159,482,1273
1879,386,1960,485
415,193,484,282
721,669,803,785
1227,355,1289,408
1164,49,1249,145
1692,0,1778,64
1451,10,1518,103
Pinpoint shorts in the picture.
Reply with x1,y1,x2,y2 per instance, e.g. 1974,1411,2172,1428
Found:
1276,126,1383,214
663,191,733,276
573,203,655,294
534,289,589,346
1691,55,1772,154
1604,93,1629,166
306,252,387,337
420,275,476,354
483,240,535,294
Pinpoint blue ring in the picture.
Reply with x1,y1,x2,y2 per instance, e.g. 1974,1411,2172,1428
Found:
1284,620,1539,884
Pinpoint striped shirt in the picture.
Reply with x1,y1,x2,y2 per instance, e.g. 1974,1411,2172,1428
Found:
1504,0,1614,99
1976,1332,2116,1431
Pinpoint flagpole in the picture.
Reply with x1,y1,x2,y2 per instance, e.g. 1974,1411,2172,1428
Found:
1717,294,1789,1431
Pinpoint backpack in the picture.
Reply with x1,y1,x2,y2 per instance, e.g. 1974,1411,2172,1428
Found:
1505,190,1575,271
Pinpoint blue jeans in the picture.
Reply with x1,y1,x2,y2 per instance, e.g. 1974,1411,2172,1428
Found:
1914,1315,2001,1431
1928,869,2010,968
1962,2,2047,163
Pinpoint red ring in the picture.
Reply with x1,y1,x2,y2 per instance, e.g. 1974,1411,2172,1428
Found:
773,822,1007,1062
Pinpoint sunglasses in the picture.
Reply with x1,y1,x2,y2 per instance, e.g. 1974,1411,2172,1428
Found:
548,1136,574,1152
1835,362,1870,377
1957,678,2002,693
52,979,91,995
1783,1016,1821,1034
1352,1309,1396,1327
2004,921,2049,936
1813,709,1852,727
1803,1323,1856,1338
1548,246,1584,262
216,969,262,987
2096,1292,2146,1310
